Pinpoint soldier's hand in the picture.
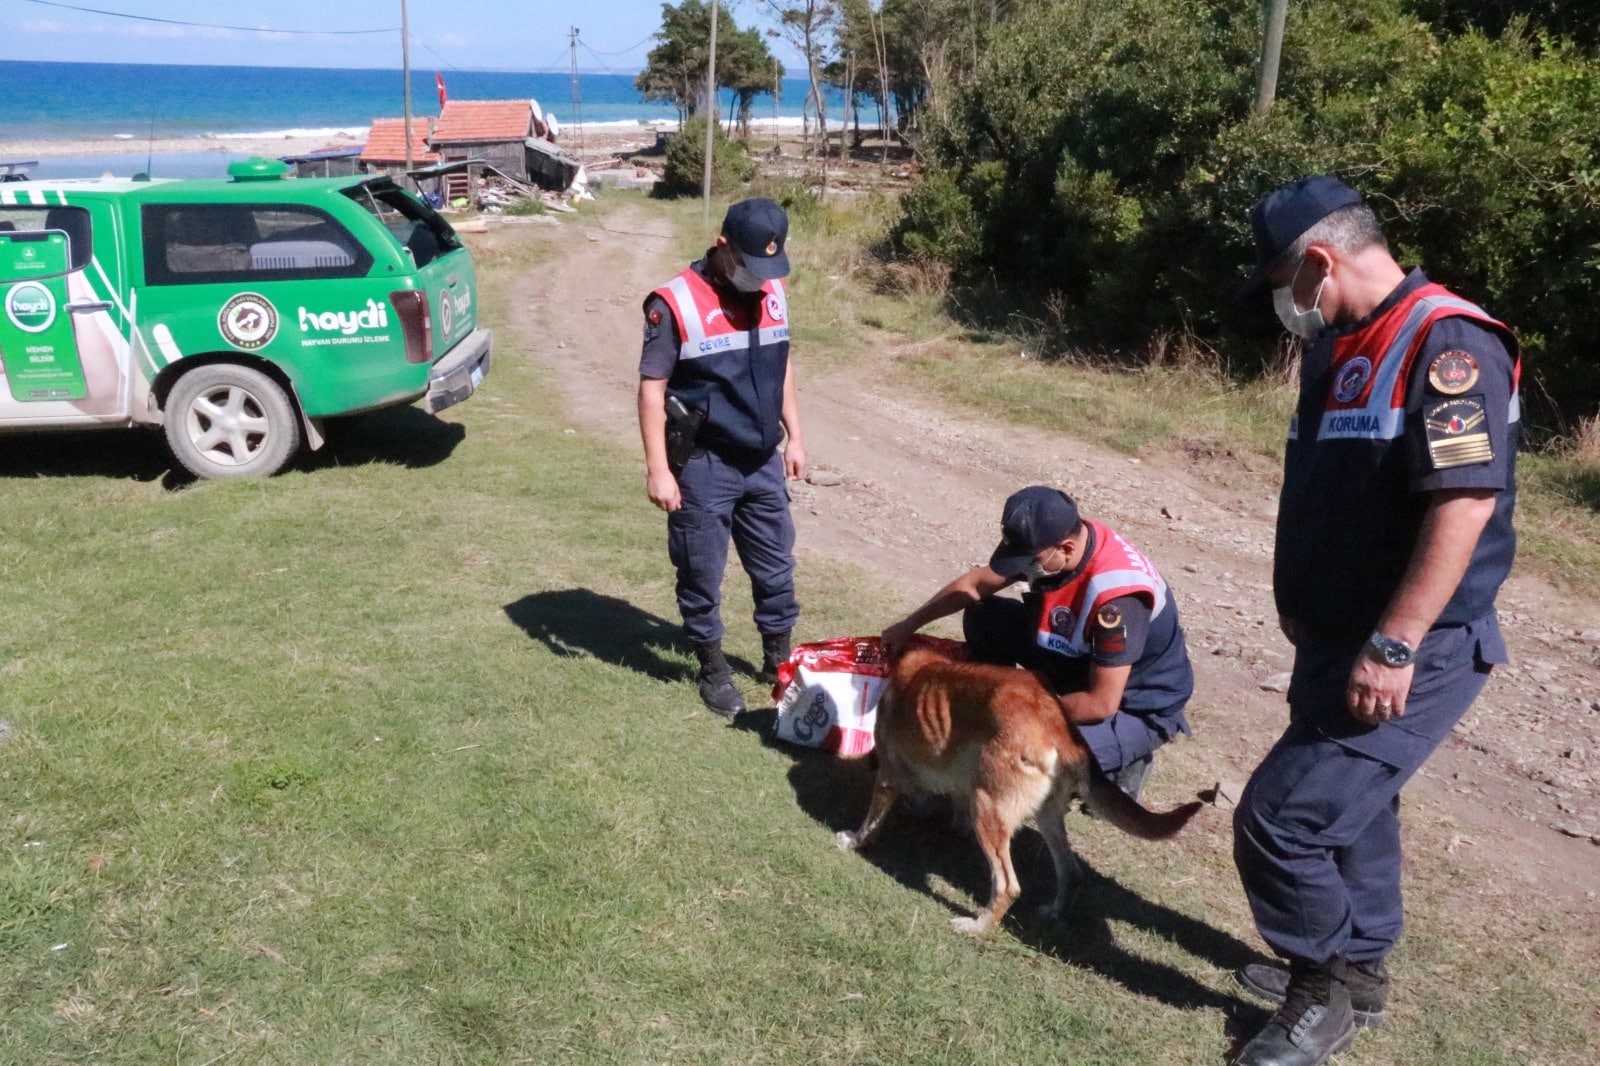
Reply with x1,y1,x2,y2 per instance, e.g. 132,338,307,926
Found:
784,440,807,481
881,619,916,658
647,468,682,512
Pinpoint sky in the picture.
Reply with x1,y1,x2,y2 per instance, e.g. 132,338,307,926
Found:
5,0,807,73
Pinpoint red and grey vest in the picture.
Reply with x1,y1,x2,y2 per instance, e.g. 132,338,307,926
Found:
651,265,790,459
1276,274,1521,635
1033,520,1166,657
1287,281,1520,447
1028,519,1192,715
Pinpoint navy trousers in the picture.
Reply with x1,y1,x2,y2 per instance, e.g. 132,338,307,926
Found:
961,596,1185,776
1233,615,1504,965
668,448,798,645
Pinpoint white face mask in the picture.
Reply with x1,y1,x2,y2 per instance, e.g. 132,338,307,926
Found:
1271,256,1327,338
1019,546,1066,585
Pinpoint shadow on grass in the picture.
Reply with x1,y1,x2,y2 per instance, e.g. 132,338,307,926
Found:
297,406,466,472
0,406,464,487
0,426,178,484
742,721,1268,1028
502,588,697,683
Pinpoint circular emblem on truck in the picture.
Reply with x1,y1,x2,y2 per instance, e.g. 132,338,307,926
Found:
218,292,278,351
438,291,454,339
5,282,57,333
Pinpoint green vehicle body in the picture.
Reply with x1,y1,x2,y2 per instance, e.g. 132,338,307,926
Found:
0,158,490,477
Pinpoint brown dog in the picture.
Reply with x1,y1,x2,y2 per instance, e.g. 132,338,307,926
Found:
836,644,1202,935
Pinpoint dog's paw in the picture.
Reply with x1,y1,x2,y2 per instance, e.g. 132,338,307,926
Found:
950,915,990,936
834,830,860,851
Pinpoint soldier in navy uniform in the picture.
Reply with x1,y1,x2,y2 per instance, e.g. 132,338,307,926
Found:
881,486,1195,799
1228,176,1520,1066
638,199,806,717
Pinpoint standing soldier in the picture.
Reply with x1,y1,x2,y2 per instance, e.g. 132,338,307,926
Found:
1230,175,1520,1066
637,198,807,717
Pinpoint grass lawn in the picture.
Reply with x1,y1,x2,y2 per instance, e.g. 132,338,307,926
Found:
2,197,1595,1064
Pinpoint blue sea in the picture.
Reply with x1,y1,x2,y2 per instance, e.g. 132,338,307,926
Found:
4,59,868,179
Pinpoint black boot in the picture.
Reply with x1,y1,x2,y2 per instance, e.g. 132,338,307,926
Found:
1233,959,1356,1065
757,630,792,686
694,641,747,718
1240,957,1389,1029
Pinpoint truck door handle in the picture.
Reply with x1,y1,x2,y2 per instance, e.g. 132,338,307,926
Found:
67,299,113,314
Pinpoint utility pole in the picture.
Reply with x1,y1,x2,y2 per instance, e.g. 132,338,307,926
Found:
569,27,585,152
701,0,719,220
1254,0,1289,115
401,0,414,179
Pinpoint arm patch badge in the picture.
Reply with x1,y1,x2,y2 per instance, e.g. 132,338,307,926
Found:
1424,395,1494,469
1096,604,1123,630
643,306,663,342
1427,350,1479,395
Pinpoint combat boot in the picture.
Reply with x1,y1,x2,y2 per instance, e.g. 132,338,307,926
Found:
694,641,747,718
1240,957,1389,1029
1233,958,1356,1066
757,630,792,686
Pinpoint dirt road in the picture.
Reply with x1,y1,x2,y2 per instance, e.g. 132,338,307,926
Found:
502,204,1600,911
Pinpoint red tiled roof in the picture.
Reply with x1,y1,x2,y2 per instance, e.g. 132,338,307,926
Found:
431,99,533,144
361,118,439,164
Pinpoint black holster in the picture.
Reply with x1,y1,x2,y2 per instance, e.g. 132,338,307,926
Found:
664,393,707,474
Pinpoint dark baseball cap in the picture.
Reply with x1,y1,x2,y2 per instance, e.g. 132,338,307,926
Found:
722,197,790,281
988,486,1081,578
1234,175,1366,301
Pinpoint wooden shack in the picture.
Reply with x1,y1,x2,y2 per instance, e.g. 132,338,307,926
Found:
428,100,537,200
280,145,363,179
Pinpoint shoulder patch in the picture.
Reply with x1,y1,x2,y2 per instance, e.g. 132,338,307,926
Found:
1095,604,1124,631
648,307,662,325
1424,395,1494,469
1427,349,1480,395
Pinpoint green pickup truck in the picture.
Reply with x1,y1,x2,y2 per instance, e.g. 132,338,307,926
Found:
0,157,490,478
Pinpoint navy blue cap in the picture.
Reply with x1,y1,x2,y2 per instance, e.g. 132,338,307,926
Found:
722,197,790,281
1234,175,1365,301
988,486,1080,578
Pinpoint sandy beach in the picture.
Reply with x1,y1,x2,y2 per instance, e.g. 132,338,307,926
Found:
0,126,672,166
0,116,852,169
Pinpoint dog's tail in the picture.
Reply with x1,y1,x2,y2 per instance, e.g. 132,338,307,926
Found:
1085,767,1202,840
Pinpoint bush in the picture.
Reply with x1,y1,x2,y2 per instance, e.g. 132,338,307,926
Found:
890,0,1600,423
658,117,756,197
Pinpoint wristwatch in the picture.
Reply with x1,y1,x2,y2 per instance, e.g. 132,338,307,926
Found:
1367,631,1416,668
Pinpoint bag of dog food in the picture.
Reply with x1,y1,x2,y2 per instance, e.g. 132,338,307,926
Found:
772,636,966,755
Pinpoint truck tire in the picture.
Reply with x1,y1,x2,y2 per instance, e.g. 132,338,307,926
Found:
164,363,301,479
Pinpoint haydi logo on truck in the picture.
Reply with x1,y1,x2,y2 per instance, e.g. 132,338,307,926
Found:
297,298,390,341
0,157,491,478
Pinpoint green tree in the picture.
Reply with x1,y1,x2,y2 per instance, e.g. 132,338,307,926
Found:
636,0,782,124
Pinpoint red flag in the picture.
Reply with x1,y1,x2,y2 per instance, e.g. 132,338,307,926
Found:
435,72,447,110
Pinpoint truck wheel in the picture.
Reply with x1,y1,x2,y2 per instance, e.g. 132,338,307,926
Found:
164,364,301,479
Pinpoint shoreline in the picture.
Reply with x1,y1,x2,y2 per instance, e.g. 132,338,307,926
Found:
0,117,863,164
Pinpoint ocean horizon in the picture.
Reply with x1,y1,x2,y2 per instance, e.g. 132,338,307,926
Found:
4,59,870,142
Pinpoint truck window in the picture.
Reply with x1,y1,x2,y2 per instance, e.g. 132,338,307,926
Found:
345,183,461,269
0,206,93,276
141,203,373,286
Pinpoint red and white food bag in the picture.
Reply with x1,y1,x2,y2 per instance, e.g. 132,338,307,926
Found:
772,636,966,755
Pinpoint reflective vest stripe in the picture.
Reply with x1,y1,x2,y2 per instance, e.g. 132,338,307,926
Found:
1313,292,1516,442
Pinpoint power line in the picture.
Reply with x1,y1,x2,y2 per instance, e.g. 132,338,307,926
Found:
420,41,461,72
579,40,647,91
585,33,656,57
21,0,398,35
